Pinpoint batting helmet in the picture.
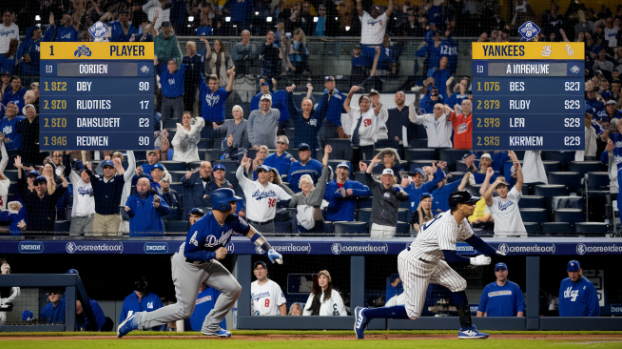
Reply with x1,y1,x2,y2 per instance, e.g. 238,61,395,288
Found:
211,188,243,211
448,191,479,209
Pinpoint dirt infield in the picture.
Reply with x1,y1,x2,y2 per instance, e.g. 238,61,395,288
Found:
1,334,622,341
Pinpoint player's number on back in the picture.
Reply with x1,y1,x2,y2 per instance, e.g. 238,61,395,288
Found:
139,82,150,91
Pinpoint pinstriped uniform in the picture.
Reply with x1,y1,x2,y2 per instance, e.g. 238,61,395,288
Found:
397,210,472,319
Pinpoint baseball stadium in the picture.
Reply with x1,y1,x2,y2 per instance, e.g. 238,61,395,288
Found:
1,0,622,347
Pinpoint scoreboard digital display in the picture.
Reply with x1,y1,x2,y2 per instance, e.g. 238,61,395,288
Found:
471,42,585,151
40,42,154,150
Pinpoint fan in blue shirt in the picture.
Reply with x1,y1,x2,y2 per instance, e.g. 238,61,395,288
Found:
263,136,294,180
477,263,525,317
403,163,446,223
287,144,323,193
40,289,66,324
199,68,235,148
110,11,138,42
431,173,470,214
44,13,79,42
558,260,600,317
120,276,164,331
324,162,372,221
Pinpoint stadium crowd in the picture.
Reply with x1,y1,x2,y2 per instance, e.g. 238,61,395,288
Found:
0,0,619,238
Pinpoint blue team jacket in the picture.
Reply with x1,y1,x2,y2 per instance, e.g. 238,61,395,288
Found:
76,299,106,331
404,167,446,217
126,194,171,236
40,296,66,324
477,281,525,316
120,291,164,330
287,159,323,193
324,179,372,221
315,89,345,126
558,276,600,317
263,152,293,178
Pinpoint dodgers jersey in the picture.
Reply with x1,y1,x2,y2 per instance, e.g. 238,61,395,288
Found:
250,279,287,316
184,212,251,261
359,12,388,45
488,187,527,237
558,276,600,317
237,166,292,222
408,210,474,262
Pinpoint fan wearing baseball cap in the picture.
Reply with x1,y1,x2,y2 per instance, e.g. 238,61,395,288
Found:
324,161,372,222
558,260,600,317
483,151,527,238
359,154,409,238
476,263,525,317
202,164,234,207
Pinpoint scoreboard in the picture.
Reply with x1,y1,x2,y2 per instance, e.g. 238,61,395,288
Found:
471,42,585,151
40,42,154,150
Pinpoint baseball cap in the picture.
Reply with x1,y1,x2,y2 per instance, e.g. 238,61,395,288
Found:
496,178,510,187
0,71,9,77
30,82,39,88
421,192,433,200
336,162,350,170
254,261,267,269
212,164,226,172
480,153,492,160
66,269,79,275
260,94,272,102
462,151,474,160
27,170,40,178
22,310,34,321
190,208,206,217
567,260,581,271
33,176,47,185
101,159,114,168
147,150,158,156
169,57,178,64
411,168,425,177
382,168,394,176
448,190,479,208
324,76,335,81
606,100,617,105
257,165,271,172
354,44,362,49
494,262,508,271
161,21,172,27
151,163,165,172
298,143,311,151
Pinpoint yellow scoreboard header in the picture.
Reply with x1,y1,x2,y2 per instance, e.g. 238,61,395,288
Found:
472,42,584,60
41,42,154,60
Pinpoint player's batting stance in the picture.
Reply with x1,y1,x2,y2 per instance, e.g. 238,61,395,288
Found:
118,188,283,338
354,191,506,339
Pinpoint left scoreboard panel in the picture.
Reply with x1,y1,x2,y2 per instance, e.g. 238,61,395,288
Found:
40,42,154,150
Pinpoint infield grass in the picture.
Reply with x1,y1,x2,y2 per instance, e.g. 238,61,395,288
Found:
2,339,621,349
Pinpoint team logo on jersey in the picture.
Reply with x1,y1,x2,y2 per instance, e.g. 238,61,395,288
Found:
74,45,92,58
518,21,540,41
88,21,109,39
205,94,221,107
309,119,317,126
576,243,587,256
541,45,552,57
457,123,468,133
331,243,342,255
498,200,514,211
147,302,153,309
2,125,12,136
168,78,175,85
565,45,574,56
497,243,509,256
252,189,276,200
564,287,579,301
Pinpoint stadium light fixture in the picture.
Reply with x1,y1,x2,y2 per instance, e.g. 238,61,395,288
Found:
188,16,194,22
267,17,273,22
313,16,318,22
225,17,231,22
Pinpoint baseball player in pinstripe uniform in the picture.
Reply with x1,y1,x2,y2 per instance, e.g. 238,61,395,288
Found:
354,191,506,339
117,188,283,338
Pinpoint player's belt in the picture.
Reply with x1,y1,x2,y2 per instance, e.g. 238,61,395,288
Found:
247,219,274,226
185,258,211,265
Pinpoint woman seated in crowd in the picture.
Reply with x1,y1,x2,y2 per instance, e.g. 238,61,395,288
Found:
411,192,434,232
303,270,347,316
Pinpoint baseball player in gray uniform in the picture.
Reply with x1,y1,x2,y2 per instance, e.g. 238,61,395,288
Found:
117,188,283,338
354,191,506,339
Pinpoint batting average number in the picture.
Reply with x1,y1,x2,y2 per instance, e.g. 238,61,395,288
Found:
44,100,67,110
476,118,500,127
477,100,500,110
476,136,500,146
476,82,500,91
43,136,67,146
43,118,67,128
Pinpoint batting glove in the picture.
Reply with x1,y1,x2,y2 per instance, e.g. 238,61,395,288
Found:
470,255,491,266
268,249,283,264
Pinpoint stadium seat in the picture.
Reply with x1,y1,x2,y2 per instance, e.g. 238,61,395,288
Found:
542,222,573,235
466,184,481,198
520,195,545,209
398,208,409,222
170,182,184,194
334,221,368,236
415,125,427,138
164,118,180,128
520,209,547,223
225,171,239,184
4,170,17,182
405,149,436,161
587,172,610,190
585,190,609,222
523,222,542,234
375,140,400,150
354,171,367,184
410,139,428,148
542,161,561,173
396,222,410,236
168,171,186,182
134,151,147,161
160,161,187,172
187,161,203,170
439,149,465,171
358,208,372,222
197,139,210,150
554,209,583,225
568,161,605,179
357,196,373,210
551,196,583,211
547,171,581,193
165,221,190,233
575,222,609,236
204,149,223,162
213,160,239,173
54,220,70,233
167,129,177,140
409,160,434,172
324,221,334,234
534,185,567,208
325,138,352,160
542,151,575,170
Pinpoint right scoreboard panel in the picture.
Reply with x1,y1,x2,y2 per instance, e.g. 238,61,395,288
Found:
471,42,585,151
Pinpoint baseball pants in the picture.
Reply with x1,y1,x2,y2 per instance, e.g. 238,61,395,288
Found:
397,250,467,320
161,96,184,122
136,243,241,334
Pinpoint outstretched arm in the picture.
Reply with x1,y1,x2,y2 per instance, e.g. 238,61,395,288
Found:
245,226,283,264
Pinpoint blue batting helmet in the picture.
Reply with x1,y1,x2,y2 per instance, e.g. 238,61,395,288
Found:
211,188,242,211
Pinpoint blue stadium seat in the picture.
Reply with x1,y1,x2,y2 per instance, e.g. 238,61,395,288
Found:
439,149,465,171
167,129,177,140
134,151,147,161
554,209,583,225
375,140,400,150
520,195,545,209
547,171,581,193
534,185,567,208
568,161,605,179
54,220,70,233
358,208,372,222
587,172,610,190
160,161,187,172
324,221,334,234
204,149,223,162
542,161,561,173
575,222,609,236
225,171,239,184
213,160,239,173
334,221,368,236
449,171,465,179
465,184,481,198
405,149,436,161
523,222,542,235
170,182,184,194
165,221,190,233
542,151,575,170
410,139,428,148
396,222,410,236
398,208,409,222
168,171,186,182
188,161,203,170
325,138,352,160
520,209,547,223
542,222,573,235
198,139,210,150
551,196,583,211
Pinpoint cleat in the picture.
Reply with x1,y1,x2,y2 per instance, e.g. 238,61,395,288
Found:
202,327,232,337
458,325,489,339
117,313,140,338
354,306,368,339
